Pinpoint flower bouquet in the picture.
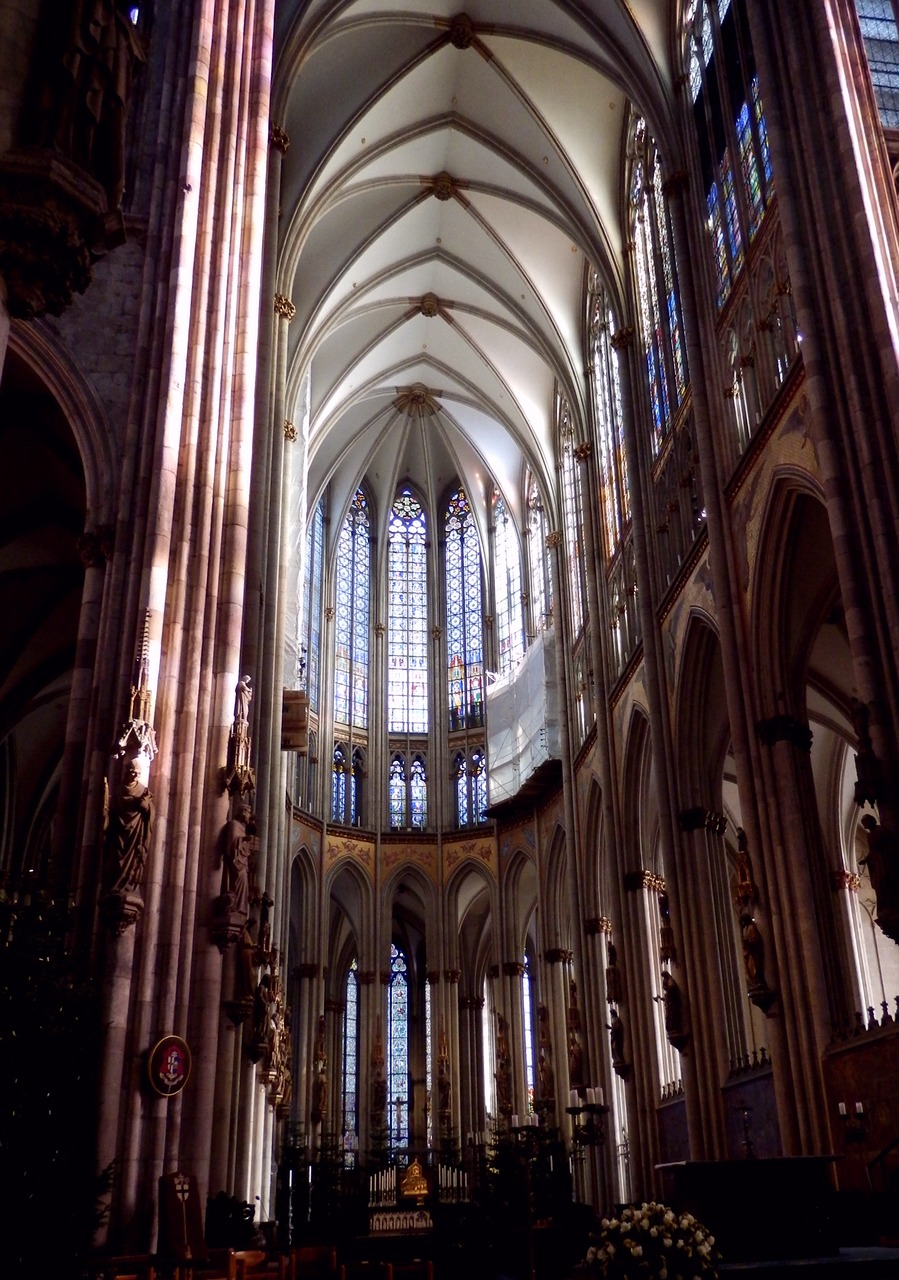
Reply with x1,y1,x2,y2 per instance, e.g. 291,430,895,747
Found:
584,1201,720,1280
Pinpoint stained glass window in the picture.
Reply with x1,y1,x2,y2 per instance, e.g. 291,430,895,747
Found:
445,487,485,729
389,755,406,829
685,0,773,305
334,488,370,728
343,961,358,1145
632,158,670,451
425,980,433,1148
629,122,688,455
720,151,743,274
388,943,409,1148
388,488,428,733
454,748,488,827
856,1,899,126
351,747,364,827
559,396,586,635
332,744,347,823
410,755,427,829
706,182,730,307
590,277,630,558
303,497,325,711
493,491,525,676
454,752,468,827
388,753,427,829
522,955,535,1113
526,471,551,630
471,747,487,823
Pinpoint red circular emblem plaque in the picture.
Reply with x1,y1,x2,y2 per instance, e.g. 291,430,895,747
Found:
148,1034,192,1096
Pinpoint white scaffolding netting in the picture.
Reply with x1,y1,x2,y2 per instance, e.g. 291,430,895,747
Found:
485,629,561,806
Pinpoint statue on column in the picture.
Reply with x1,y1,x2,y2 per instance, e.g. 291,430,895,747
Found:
860,814,899,943
733,828,776,1012
660,969,689,1051
225,674,255,793
608,1007,631,1079
103,756,154,930
494,1013,512,1116
851,699,885,808
213,801,258,951
247,971,273,1063
42,0,147,208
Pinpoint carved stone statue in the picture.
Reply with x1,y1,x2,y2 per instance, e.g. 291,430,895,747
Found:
734,828,755,907
852,699,884,807
311,1069,328,1123
221,802,255,919
860,815,899,942
661,969,688,1050
44,0,146,207
567,1030,584,1086
608,1008,625,1068
538,1051,554,1100
248,972,273,1063
107,759,154,894
235,674,253,726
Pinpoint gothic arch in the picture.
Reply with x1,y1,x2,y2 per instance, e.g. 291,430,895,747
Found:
8,323,116,524
673,610,729,807
582,774,605,907
542,823,571,953
749,471,834,713
620,706,658,875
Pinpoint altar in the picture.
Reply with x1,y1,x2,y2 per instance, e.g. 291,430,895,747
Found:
656,1157,840,1262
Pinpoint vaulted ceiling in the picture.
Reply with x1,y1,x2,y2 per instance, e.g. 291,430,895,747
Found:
272,2,678,538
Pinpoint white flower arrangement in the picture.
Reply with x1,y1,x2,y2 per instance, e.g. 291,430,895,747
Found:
585,1201,720,1280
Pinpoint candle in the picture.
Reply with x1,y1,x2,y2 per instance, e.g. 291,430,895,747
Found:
838,1102,847,1116
586,1087,595,1106
512,1113,519,1128
569,1090,579,1109
597,1087,604,1106
856,1101,864,1115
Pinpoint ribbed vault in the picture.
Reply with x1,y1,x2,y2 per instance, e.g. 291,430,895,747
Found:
272,2,678,529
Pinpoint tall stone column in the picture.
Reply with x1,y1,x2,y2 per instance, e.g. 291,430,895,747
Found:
747,3,899,821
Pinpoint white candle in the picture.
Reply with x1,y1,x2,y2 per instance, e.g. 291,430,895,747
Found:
569,1090,579,1109
838,1102,847,1116
512,1113,519,1128
586,1088,595,1106
597,1087,604,1106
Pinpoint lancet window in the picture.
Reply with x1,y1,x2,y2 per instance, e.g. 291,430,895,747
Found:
343,961,358,1145
388,488,428,734
588,275,630,559
493,490,525,675
558,393,587,637
855,1,899,126
445,487,485,730
303,496,325,711
525,470,552,632
334,488,370,729
629,118,689,455
453,747,488,828
388,944,409,1148
388,752,428,830
685,0,774,307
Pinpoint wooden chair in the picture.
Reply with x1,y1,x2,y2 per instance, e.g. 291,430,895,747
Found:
103,1255,157,1280
337,1263,392,1280
291,1244,338,1279
390,1263,433,1280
